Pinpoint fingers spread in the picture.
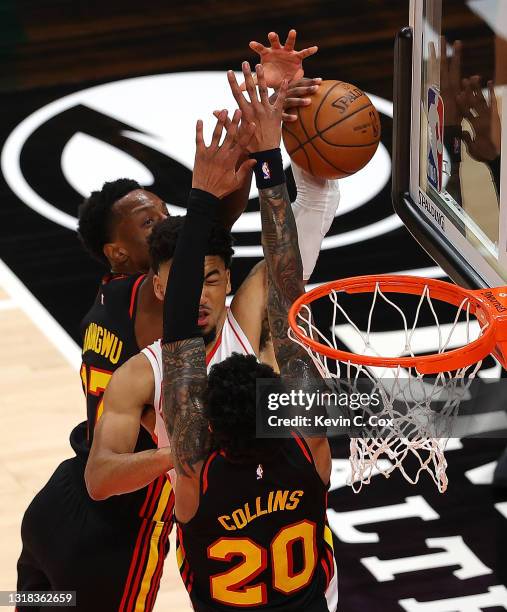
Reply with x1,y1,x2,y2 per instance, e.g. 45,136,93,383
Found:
243,61,260,106
195,119,204,146
256,64,269,105
284,29,297,51
228,70,249,112
211,110,226,148
213,110,232,130
268,31,282,49
297,46,318,60
249,40,267,55
223,109,241,147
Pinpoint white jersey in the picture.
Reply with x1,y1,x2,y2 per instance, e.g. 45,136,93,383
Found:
142,308,255,450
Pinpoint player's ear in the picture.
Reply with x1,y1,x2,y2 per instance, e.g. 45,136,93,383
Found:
153,273,164,302
104,242,129,267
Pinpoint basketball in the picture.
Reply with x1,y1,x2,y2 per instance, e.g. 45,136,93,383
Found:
282,80,381,179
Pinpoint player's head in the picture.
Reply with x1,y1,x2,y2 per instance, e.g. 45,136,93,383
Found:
149,216,234,346
78,179,168,273
206,353,279,462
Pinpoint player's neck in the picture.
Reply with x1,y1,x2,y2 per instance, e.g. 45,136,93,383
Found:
204,307,228,355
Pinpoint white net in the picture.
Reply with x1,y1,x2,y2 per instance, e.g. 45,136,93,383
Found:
289,281,486,493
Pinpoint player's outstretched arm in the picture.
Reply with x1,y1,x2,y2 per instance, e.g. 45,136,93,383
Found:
233,62,331,483
244,29,318,89
85,354,173,500
162,111,255,519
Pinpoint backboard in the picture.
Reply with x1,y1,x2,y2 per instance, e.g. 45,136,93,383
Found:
393,0,506,289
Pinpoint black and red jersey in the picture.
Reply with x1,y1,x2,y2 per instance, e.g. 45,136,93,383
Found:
177,433,335,611
70,273,173,523
78,273,146,444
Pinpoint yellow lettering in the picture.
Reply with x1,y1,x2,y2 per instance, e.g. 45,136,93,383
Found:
285,490,304,511
218,515,236,531
244,502,255,523
268,491,274,513
94,326,103,352
273,490,289,512
232,509,248,530
255,496,268,518
100,330,115,359
109,339,123,365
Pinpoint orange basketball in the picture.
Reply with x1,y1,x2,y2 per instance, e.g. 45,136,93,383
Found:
282,80,381,179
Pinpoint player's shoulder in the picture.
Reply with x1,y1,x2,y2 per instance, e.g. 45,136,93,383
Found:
100,272,145,299
106,350,156,404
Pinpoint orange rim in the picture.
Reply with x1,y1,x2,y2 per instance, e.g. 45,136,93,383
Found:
288,275,506,375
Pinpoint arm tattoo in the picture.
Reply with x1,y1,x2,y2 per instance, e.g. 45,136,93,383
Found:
258,184,319,378
162,338,210,477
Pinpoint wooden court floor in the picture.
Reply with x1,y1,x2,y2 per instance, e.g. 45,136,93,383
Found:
0,259,190,611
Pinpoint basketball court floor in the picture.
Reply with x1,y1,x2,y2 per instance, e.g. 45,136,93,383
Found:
1,1,506,610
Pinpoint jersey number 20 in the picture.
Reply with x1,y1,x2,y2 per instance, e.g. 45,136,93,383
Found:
208,519,317,606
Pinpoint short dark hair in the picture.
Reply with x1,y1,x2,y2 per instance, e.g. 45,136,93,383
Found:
77,178,141,264
206,353,279,463
148,216,234,271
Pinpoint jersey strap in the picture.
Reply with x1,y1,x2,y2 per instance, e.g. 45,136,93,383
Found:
129,274,146,319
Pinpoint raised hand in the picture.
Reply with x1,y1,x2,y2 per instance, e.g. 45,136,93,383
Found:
228,62,288,152
243,29,318,89
457,77,501,162
191,110,256,198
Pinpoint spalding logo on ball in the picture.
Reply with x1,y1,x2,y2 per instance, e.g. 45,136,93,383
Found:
282,80,381,179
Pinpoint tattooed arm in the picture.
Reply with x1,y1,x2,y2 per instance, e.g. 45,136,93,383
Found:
259,182,331,485
259,183,318,378
162,338,209,477
161,112,255,521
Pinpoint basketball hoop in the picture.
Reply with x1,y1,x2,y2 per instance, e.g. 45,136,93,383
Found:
288,275,507,493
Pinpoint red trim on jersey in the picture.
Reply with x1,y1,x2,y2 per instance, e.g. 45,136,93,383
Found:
327,548,334,574
202,451,219,495
119,518,150,611
146,476,165,518
177,524,186,558
227,310,249,354
321,557,331,589
291,431,312,463
145,345,161,375
187,571,194,594
139,480,155,517
102,272,129,284
126,521,157,611
145,519,172,610
129,274,146,319
206,333,222,366
162,483,175,521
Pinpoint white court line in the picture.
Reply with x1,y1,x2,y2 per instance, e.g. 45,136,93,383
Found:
0,299,16,311
0,258,81,371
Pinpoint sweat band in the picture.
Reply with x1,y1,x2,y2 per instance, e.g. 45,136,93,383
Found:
162,188,219,344
249,148,285,189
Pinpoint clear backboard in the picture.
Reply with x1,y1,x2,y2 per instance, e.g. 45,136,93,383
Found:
393,0,506,289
